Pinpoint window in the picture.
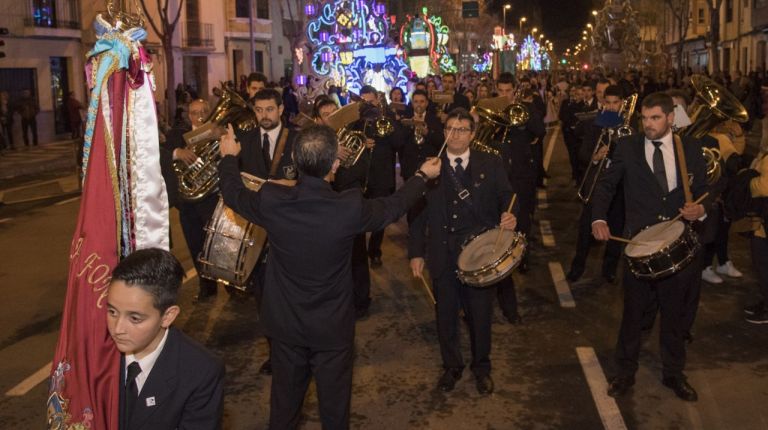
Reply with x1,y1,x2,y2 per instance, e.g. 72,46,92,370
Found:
235,0,249,18
698,8,705,24
726,0,734,22
254,51,264,73
50,57,70,135
32,0,57,27
256,0,269,19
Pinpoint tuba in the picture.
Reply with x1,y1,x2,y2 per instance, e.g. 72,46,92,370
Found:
470,95,529,157
173,87,257,201
681,75,749,184
577,93,638,204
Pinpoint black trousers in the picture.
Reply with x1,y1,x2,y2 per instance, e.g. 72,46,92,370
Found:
752,235,768,301
0,122,11,149
532,140,545,185
365,187,393,259
563,129,581,182
434,268,494,376
495,276,518,318
351,233,371,311
615,258,699,379
269,339,353,430
570,199,624,277
21,117,37,146
703,216,732,266
177,194,218,295
511,176,537,238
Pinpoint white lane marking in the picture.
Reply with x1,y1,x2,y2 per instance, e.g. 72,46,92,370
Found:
549,261,576,308
5,361,51,397
537,189,549,209
543,126,560,172
539,220,556,247
54,196,81,206
0,218,12,224
200,285,227,343
575,347,628,430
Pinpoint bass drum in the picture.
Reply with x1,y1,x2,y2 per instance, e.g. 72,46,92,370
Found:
197,173,267,292
457,228,527,288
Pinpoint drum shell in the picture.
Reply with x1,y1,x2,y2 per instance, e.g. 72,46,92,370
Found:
457,229,527,288
624,222,700,280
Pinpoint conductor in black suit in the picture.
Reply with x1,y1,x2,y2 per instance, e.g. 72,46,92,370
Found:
107,248,225,430
409,109,517,395
591,92,708,402
218,124,442,429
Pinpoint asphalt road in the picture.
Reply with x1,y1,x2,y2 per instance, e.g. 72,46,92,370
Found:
0,128,767,429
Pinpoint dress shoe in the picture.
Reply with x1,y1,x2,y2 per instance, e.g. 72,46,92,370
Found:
504,313,523,325
662,377,698,401
370,256,383,268
437,369,462,392
566,267,583,282
743,301,764,316
475,374,494,395
606,375,635,397
259,359,273,375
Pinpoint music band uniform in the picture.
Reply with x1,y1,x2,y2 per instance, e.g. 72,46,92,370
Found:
591,130,707,389
408,149,516,383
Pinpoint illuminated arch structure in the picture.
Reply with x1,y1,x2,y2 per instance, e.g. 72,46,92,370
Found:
305,0,410,96
516,35,551,71
398,8,456,77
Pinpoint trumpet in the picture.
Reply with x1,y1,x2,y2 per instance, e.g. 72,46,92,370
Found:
577,93,637,204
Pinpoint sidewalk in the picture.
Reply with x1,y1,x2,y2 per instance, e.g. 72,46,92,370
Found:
0,140,81,205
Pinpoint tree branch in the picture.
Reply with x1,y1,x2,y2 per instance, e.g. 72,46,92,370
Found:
139,0,163,39
171,0,185,29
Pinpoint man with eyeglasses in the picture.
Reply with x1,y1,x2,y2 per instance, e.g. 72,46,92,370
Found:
159,98,221,303
408,108,517,395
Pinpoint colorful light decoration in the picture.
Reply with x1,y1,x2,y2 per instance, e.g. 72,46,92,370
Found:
305,0,409,96
516,35,551,71
472,52,493,73
399,8,456,77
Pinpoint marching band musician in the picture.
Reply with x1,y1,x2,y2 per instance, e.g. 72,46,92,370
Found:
234,88,299,377
437,72,471,122
560,85,586,183
497,73,546,274
159,99,220,302
244,72,268,104
408,108,518,395
400,89,444,181
567,85,626,284
591,92,708,402
358,85,405,271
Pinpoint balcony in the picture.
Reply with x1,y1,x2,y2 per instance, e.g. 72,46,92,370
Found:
24,0,81,30
183,21,214,49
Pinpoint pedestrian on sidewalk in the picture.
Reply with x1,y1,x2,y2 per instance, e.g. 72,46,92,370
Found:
64,91,84,139
17,90,39,147
0,91,13,150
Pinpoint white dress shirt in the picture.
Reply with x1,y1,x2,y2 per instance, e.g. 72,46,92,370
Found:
447,148,470,171
260,124,282,158
644,130,678,193
125,327,169,393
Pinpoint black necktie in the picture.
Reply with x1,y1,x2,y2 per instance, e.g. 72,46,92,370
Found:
262,132,272,169
124,361,141,425
652,140,668,194
455,157,465,177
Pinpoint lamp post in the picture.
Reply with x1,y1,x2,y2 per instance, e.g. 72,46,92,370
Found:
519,16,527,37
503,4,511,35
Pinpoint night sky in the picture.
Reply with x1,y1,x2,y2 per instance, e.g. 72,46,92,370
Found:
489,0,594,53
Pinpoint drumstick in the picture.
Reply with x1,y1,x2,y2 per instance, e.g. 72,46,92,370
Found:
661,191,710,231
493,194,518,252
609,235,645,246
418,275,437,305
436,127,454,159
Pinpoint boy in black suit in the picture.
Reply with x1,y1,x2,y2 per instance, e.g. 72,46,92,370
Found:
107,248,225,430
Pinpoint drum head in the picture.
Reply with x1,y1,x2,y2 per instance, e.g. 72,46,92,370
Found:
625,221,685,257
458,228,520,272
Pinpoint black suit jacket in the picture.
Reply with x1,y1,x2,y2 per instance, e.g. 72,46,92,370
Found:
501,102,545,181
591,133,708,236
408,150,515,278
235,124,297,180
159,127,191,208
118,327,225,430
440,91,471,113
218,156,427,349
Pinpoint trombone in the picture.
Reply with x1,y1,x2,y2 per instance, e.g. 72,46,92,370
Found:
577,93,638,204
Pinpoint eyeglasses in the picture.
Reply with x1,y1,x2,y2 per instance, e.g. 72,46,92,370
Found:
445,127,472,135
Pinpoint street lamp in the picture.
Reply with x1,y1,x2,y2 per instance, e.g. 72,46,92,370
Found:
592,10,598,16
532,27,538,35
503,4,511,34
519,16,527,35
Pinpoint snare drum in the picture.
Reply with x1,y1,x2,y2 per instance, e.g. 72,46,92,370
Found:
197,173,268,291
624,220,700,280
457,228,527,287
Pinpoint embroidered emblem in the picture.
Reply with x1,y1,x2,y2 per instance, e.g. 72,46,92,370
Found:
146,396,156,407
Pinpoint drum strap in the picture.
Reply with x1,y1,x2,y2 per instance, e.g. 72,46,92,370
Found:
445,164,485,223
269,128,290,178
